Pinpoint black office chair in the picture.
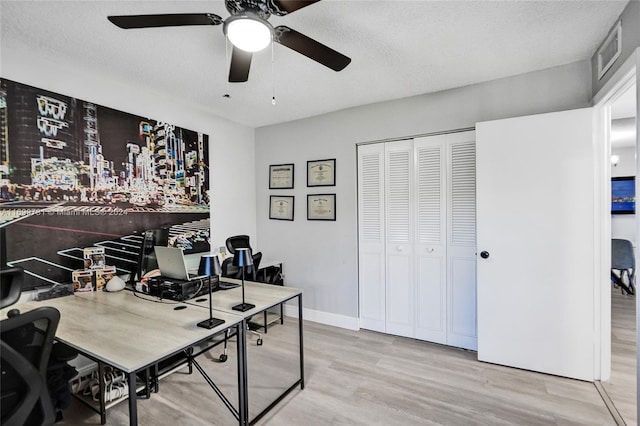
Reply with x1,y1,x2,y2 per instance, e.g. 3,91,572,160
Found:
221,257,240,280
225,235,251,255
222,236,262,281
0,267,23,310
611,238,635,295
1,267,61,426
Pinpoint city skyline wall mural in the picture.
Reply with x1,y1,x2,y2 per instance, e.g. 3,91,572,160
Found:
0,79,211,290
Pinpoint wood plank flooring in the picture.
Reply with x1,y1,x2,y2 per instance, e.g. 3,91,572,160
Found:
603,287,637,425
60,313,620,425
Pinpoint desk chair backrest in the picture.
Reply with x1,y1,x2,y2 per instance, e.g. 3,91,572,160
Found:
221,250,262,281
612,238,635,270
225,235,251,255
0,267,24,309
1,306,60,426
611,238,636,295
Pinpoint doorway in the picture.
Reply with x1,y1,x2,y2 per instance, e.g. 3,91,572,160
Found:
603,82,637,425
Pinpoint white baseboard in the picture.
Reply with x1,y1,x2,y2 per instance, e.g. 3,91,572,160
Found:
283,304,359,330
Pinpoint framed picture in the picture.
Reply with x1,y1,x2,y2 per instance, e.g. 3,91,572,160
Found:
269,195,295,221
269,163,294,189
612,176,635,214
307,194,336,221
307,158,336,187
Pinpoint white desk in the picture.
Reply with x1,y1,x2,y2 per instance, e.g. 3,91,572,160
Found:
2,280,304,426
1,290,246,426
186,279,304,425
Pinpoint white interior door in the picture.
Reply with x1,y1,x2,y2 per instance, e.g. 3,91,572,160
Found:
476,109,596,381
414,135,447,344
358,143,386,332
385,139,414,338
446,133,477,350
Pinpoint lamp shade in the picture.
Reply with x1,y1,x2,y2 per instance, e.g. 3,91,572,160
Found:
232,248,253,267
198,255,222,277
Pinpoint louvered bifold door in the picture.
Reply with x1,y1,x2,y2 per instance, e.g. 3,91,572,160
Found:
358,143,386,332
384,139,414,338
413,135,447,344
446,131,478,350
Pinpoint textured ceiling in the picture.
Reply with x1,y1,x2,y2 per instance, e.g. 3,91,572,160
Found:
0,0,630,128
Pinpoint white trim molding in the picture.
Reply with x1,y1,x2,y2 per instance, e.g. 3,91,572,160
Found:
283,304,360,330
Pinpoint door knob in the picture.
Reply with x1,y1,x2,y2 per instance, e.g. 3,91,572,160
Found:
480,251,490,259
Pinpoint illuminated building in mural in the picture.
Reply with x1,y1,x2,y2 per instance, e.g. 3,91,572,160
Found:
0,86,8,185
2,80,84,186
0,79,209,206
83,102,100,189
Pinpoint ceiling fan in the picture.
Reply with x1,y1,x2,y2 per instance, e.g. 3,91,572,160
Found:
108,0,351,83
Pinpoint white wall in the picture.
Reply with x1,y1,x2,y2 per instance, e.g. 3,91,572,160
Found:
611,146,637,244
255,60,593,326
1,42,257,250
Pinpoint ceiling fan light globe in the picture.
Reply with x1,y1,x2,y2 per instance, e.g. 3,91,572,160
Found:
225,15,272,53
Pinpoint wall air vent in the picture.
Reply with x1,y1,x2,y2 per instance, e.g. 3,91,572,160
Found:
597,20,622,80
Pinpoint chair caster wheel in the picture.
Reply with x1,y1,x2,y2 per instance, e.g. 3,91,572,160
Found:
219,354,228,362
257,339,263,346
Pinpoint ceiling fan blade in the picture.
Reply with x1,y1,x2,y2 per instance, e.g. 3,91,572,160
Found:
274,26,351,72
108,13,223,29
229,47,253,83
269,0,322,15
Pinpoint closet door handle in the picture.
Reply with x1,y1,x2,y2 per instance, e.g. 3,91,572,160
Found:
396,245,404,252
480,251,490,259
427,248,434,253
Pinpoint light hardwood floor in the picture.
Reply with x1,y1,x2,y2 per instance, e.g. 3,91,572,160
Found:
60,312,622,426
603,287,637,425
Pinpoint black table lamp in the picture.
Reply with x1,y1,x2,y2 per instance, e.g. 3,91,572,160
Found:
232,248,255,312
197,255,225,329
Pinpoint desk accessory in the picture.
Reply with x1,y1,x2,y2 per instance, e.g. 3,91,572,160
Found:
232,248,255,312
74,248,116,292
35,283,74,301
148,277,209,301
105,276,126,292
197,255,225,329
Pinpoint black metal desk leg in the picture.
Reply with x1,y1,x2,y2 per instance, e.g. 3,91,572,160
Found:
127,371,138,426
298,294,305,389
98,362,106,425
237,322,247,426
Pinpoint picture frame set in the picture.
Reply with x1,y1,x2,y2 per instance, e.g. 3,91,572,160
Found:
269,164,294,220
268,158,336,221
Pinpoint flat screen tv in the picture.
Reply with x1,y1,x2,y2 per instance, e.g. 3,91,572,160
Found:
612,176,636,214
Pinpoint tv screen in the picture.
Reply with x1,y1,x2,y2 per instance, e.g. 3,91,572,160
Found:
612,176,635,214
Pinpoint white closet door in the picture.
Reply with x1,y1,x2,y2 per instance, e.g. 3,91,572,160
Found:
446,131,477,350
413,135,447,344
385,139,414,338
358,143,386,332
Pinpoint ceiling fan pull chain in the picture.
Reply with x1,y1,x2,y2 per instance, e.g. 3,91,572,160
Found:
271,38,276,105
